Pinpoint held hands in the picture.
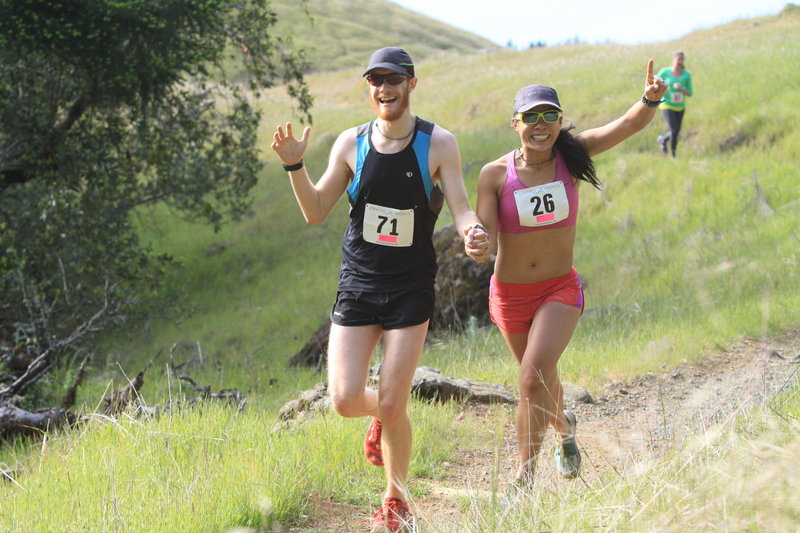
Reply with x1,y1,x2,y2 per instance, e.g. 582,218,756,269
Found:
463,224,490,263
272,122,311,167
644,59,668,102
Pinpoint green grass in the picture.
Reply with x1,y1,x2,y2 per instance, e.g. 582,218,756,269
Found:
269,0,499,73
0,399,476,531
2,5,800,532
452,389,800,532
4,395,795,531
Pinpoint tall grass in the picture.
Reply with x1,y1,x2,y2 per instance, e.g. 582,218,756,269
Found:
455,385,800,532
6,374,793,531
0,399,474,531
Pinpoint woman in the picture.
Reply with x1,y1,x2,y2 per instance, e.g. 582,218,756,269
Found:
474,60,667,484
657,51,693,157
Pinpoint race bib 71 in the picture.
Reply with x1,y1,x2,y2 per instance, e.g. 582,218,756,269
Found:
363,203,414,247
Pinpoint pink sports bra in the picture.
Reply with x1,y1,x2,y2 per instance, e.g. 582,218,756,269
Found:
497,149,579,233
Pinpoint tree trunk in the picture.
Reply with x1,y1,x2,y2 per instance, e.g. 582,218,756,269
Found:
0,404,68,442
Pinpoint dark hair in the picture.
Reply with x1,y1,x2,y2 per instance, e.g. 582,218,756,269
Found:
555,127,601,189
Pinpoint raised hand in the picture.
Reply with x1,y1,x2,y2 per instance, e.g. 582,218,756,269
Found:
644,59,667,102
271,122,311,166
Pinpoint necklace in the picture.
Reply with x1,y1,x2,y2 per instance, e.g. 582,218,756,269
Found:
375,119,415,141
517,149,555,166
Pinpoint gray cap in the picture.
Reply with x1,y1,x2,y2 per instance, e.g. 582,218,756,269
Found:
363,47,415,77
514,84,562,114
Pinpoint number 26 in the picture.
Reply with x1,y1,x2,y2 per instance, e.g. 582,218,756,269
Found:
530,193,555,215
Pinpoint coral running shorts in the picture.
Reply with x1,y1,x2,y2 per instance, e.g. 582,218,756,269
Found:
489,268,584,335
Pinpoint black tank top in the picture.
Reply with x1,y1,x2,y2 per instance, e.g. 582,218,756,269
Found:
338,117,444,292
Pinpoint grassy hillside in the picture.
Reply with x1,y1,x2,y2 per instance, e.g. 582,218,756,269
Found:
99,4,800,400
271,0,499,72
2,4,799,532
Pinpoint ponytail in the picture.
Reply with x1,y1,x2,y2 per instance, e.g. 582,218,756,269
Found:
555,127,601,189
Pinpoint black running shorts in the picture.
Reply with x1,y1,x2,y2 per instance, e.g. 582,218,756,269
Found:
330,288,434,330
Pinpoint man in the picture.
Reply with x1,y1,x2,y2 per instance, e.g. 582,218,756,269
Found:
271,46,488,532
657,50,693,157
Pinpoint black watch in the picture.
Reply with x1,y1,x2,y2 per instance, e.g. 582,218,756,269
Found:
282,159,304,171
641,95,663,108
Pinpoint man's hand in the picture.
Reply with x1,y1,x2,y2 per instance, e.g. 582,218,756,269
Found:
463,224,490,263
272,122,311,166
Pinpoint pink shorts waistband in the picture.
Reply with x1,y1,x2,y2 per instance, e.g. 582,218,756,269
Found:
490,267,579,297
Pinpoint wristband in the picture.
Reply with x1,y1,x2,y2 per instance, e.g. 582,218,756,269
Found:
641,95,664,108
282,159,304,171
467,223,488,233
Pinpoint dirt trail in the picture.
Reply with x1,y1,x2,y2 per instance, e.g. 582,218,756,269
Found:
295,329,800,532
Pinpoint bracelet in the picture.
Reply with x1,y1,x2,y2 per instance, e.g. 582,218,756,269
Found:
467,223,488,233
282,159,304,171
641,95,664,108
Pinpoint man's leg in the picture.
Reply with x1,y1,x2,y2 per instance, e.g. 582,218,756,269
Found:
326,323,383,419
377,321,429,499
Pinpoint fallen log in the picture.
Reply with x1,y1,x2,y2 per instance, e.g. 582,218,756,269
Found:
1,351,247,446
0,354,90,441
276,366,517,430
275,366,594,430
0,404,71,442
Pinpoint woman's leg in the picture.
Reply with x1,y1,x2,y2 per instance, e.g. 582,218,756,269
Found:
501,302,582,481
670,110,685,156
659,109,672,149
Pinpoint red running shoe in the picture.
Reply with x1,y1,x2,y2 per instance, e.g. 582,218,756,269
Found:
370,497,412,532
364,417,384,466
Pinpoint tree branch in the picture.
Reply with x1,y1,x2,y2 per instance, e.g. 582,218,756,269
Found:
0,281,127,401
1,93,91,192
61,354,91,410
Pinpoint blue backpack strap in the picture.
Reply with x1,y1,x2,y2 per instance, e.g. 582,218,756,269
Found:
411,119,435,199
347,121,372,205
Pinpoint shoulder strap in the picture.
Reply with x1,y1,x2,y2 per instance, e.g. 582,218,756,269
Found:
411,118,435,199
347,121,372,204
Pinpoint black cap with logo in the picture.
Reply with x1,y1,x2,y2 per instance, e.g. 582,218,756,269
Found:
363,47,415,78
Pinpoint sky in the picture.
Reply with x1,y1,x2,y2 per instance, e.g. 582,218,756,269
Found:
388,0,792,47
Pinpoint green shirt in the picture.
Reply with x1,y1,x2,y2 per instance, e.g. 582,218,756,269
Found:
657,66,693,111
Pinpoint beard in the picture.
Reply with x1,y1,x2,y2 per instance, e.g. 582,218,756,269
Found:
370,90,410,122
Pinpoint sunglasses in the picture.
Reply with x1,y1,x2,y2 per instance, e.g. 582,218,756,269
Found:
514,110,562,125
365,73,410,87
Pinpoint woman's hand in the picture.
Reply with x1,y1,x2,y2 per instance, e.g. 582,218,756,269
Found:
464,224,490,263
644,59,668,102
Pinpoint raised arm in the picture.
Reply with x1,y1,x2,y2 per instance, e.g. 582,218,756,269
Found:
271,122,354,224
430,125,489,262
575,59,668,157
